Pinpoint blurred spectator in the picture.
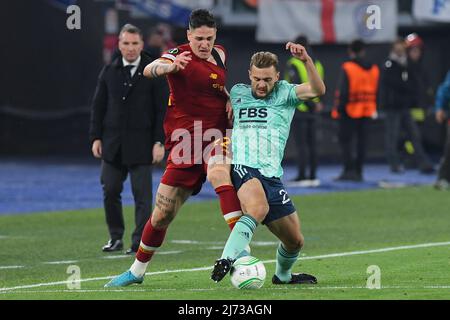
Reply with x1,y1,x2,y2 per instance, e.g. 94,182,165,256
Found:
333,40,379,182
89,24,168,254
379,38,434,174
145,23,176,60
284,35,324,187
145,26,165,60
402,33,435,169
405,33,434,111
434,70,450,190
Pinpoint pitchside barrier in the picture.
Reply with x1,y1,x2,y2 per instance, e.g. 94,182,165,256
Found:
0,106,445,163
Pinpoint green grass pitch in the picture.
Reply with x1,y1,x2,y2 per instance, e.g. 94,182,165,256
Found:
1,186,449,300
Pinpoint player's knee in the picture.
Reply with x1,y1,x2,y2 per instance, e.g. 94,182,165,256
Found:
294,234,305,251
207,166,231,188
246,203,269,223
297,234,305,250
284,234,304,252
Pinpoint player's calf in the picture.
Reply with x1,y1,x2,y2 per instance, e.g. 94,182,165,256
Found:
208,162,243,230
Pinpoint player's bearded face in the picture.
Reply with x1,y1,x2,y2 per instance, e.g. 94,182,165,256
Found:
187,26,217,60
118,32,144,63
249,66,280,98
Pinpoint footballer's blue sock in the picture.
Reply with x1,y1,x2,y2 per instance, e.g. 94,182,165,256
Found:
220,215,258,260
275,243,300,283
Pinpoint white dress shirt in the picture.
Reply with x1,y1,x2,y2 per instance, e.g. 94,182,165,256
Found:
122,56,141,77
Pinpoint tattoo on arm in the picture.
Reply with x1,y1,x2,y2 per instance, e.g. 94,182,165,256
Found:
149,62,173,78
150,64,159,78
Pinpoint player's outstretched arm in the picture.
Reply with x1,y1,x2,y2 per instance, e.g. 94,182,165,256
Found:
285,42,326,100
143,51,192,78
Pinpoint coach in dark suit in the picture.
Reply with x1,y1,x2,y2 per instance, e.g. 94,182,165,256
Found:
89,24,168,254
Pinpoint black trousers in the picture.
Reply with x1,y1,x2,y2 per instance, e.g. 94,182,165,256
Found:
338,117,368,174
101,160,152,248
438,122,450,181
384,109,432,169
292,113,318,179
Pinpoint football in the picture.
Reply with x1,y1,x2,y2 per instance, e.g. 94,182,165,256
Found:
230,256,266,289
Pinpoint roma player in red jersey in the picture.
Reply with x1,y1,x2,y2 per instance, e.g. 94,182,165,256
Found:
105,9,243,287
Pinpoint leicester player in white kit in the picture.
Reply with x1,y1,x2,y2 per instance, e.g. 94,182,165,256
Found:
211,42,325,284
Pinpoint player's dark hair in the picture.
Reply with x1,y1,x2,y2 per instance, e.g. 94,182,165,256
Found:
250,52,279,71
295,35,309,47
119,23,143,40
349,39,365,55
189,9,216,29
294,34,314,56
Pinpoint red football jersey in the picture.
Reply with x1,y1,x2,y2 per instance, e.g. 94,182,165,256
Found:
160,43,229,164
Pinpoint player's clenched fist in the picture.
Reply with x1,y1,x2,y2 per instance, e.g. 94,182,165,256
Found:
286,42,311,63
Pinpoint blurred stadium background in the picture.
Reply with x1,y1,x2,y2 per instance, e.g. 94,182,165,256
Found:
1,0,449,159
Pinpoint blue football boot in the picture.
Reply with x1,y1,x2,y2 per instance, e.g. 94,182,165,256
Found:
104,270,144,287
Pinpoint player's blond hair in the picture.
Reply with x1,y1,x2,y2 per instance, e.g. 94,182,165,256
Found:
249,52,279,71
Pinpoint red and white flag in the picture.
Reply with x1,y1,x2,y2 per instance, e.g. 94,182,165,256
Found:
256,0,397,44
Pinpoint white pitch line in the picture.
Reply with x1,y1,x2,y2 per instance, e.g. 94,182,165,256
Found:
171,240,221,245
253,241,278,246
3,286,450,295
0,266,212,292
156,250,183,255
42,260,79,265
260,241,450,264
102,251,183,259
0,266,24,270
171,240,201,244
1,240,450,292
102,255,130,260
171,240,278,247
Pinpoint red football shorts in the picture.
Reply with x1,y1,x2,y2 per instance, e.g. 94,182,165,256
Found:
161,137,231,195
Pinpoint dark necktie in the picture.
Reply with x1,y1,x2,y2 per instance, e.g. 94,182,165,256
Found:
123,65,134,82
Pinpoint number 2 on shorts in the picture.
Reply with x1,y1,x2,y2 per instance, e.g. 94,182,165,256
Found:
279,189,291,204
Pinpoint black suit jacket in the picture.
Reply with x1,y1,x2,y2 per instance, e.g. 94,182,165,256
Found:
89,53,168,165
379,59,414,111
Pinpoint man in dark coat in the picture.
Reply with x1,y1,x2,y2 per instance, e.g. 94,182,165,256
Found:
89,24,168,254
379,38,434,174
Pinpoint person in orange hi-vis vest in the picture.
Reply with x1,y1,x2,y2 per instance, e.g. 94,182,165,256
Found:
332,39,379,182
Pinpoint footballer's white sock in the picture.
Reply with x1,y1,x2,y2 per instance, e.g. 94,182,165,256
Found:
130,259,149,278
